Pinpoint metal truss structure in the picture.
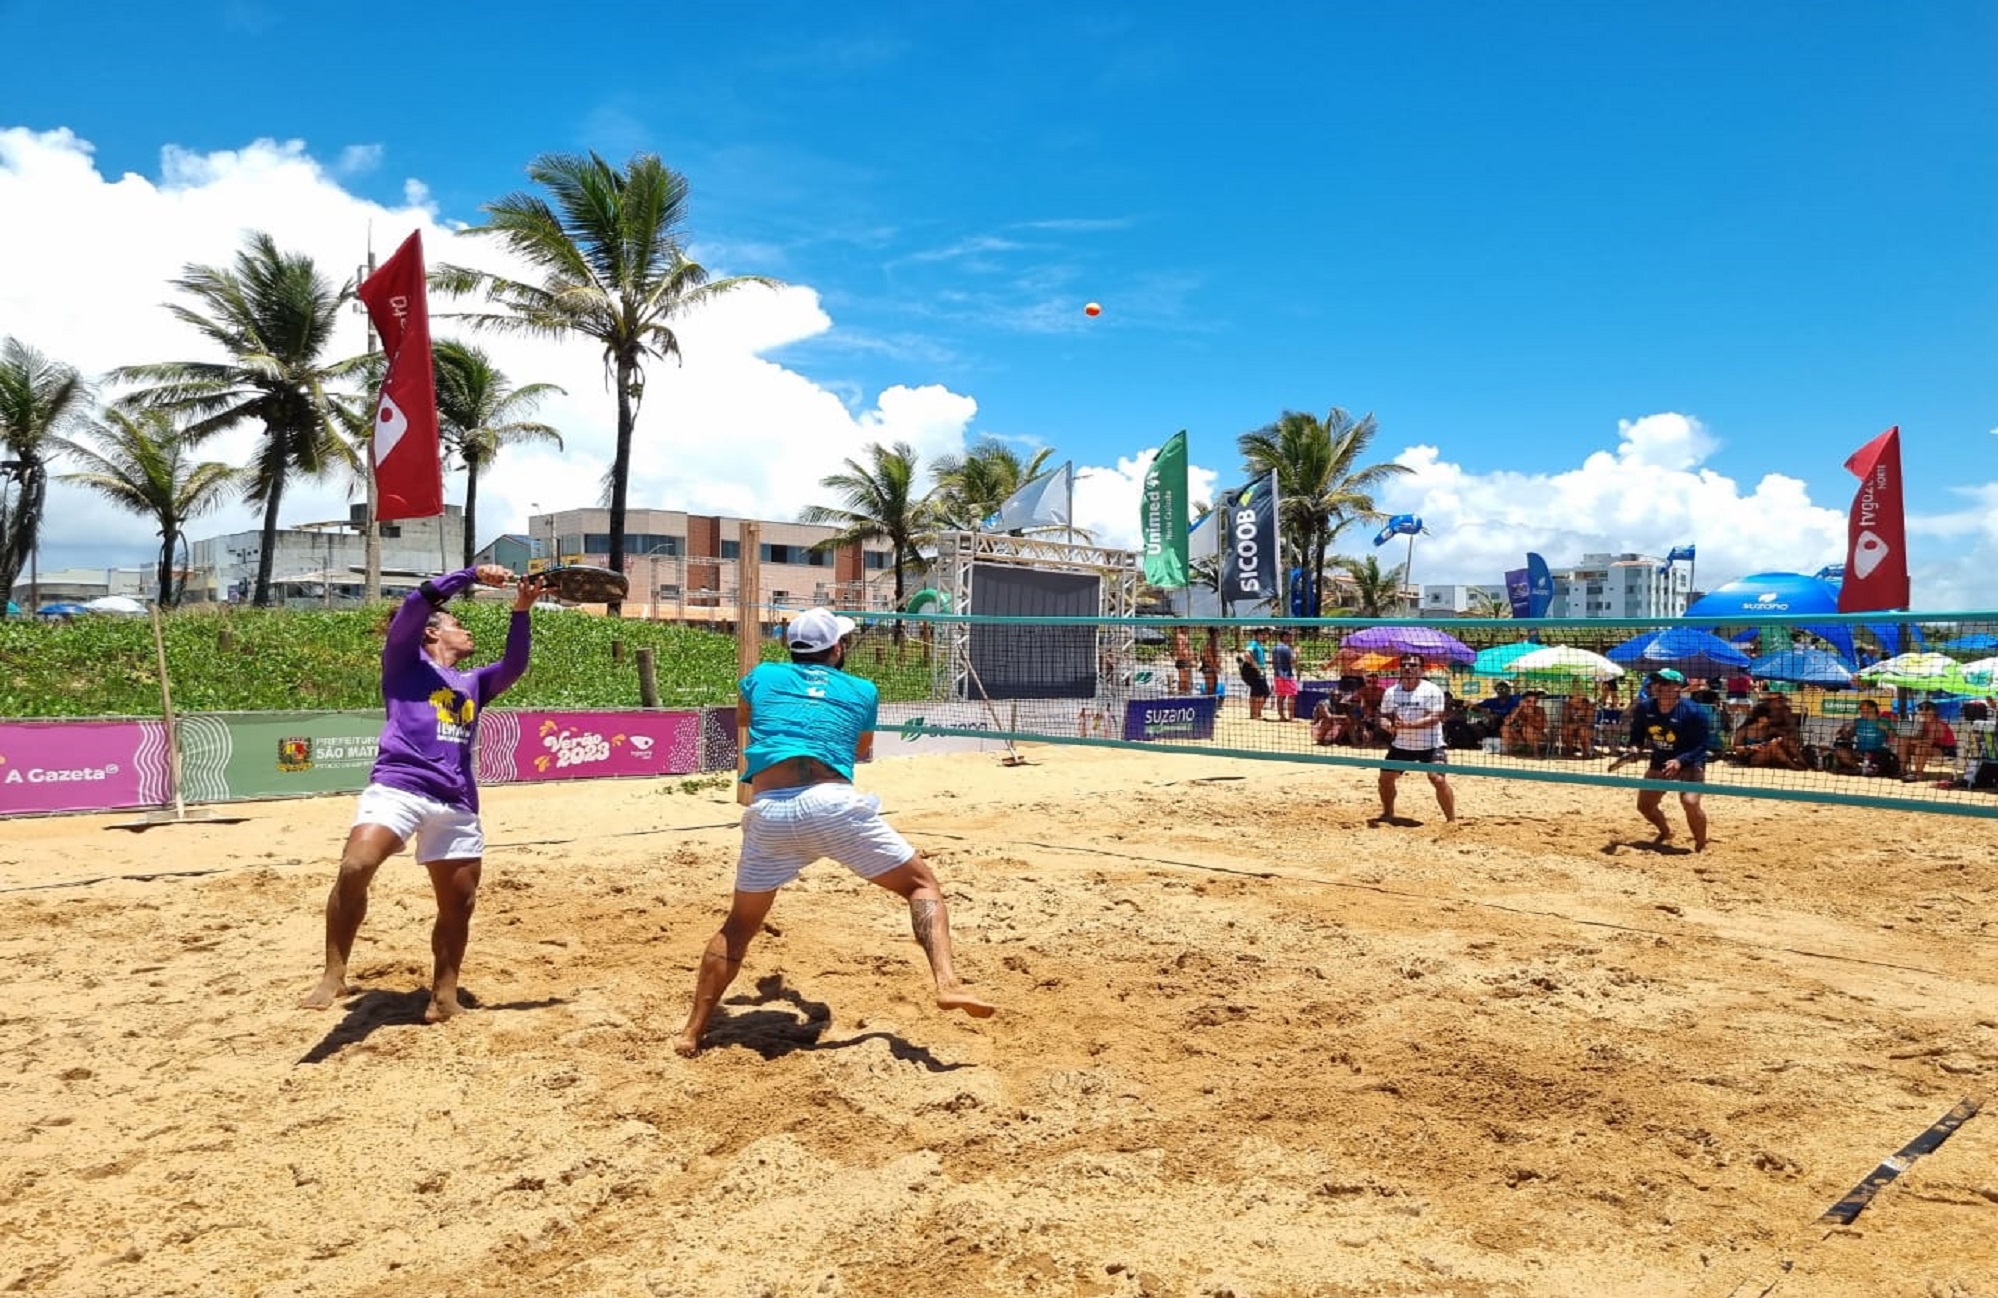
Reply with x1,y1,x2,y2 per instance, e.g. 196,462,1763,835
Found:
931,530,1143,699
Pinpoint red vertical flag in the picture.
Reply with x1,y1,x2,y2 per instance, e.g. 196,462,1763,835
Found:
1836,425,1909,612
355,231,443,522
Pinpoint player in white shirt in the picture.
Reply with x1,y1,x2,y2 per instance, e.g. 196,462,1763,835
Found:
1375,653,1457,824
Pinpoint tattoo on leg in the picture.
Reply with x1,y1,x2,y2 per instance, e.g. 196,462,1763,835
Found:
910,898,939,955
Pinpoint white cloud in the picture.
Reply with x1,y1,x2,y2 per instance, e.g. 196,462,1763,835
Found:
4,126,1994,610
1080,413,1997,611
0,126,981,574
334,143,383,176
1367,418,1845,590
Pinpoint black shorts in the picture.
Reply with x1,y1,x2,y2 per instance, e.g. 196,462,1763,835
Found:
1645,763,1706,784
1174,658,1192,670
1240,667,1270,697
1384,744,1447,767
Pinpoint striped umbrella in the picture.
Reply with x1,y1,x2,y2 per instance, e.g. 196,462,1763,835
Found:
1511,645,1625,683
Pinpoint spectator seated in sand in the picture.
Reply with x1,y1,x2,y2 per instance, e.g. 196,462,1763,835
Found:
1501,689,1551,756
1310,697,1345,746
1557,689,1597,757
1827,698,1899,777
1897,700,1957,783
1593,680,1626,750
1475,680,1520,740
1332,694,1387,748
1442,695,1482,749
1730,691,1808,770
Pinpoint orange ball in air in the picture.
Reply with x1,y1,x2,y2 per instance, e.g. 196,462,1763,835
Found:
1084,302,1102,317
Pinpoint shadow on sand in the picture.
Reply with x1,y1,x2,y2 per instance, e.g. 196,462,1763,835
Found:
1609,837,1699,856
297,987,569,1064
701,974,972,1073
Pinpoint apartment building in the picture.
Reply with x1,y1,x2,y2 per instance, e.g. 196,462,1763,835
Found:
529,508,899,619
1549,552,1691,619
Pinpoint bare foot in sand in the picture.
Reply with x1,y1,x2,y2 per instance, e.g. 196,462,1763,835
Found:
423,992,464,1024
937,988,997,1018
672,1033,702,1058
299,975,354,1009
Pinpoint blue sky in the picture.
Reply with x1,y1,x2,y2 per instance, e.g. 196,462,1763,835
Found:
5,1,1997,604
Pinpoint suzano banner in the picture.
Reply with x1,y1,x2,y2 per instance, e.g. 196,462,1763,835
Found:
477,708,735,784
0,719,171,815
1121,695,1219,742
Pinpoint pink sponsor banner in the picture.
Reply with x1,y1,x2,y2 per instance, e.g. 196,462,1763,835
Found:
0,719,171,816
476,709,726,785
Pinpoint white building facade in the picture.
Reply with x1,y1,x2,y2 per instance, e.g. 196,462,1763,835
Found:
1548,552,1691,620
530,507,899,619
186,505,467,606
1417,583,1509,616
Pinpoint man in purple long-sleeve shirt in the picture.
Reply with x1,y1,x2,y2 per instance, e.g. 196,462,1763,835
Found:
301,563,543,1021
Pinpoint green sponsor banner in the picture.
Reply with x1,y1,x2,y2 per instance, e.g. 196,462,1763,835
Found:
177,711,383,802
1142,429,1189,588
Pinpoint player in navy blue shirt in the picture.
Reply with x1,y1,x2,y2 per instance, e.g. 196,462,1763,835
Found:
1622,668,1710,851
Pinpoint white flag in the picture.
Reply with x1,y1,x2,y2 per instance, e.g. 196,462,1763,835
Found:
989,462,1072,532
1187,507,1219,559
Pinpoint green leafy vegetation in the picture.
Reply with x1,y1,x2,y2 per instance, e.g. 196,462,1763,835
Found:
0,604,940,719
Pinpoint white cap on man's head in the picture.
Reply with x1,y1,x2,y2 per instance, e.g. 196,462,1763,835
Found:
787,607,857,652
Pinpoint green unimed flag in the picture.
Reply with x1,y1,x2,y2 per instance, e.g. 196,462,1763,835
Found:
1141,429,1190,588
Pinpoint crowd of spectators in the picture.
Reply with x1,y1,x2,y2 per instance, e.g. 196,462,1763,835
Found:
1174,628,1994,789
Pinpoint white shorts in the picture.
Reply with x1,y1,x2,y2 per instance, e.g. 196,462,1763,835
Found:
735,783,914,893
354,783,485,864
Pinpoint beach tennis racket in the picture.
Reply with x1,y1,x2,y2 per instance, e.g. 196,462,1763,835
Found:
538,564,629,604
1605,749,1648,773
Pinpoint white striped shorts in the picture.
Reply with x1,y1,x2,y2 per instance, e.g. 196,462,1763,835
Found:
735,783,915,893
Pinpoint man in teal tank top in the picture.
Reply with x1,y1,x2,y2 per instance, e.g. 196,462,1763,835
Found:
674,608,996,1056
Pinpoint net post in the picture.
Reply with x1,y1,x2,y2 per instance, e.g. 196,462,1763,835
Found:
735,522,761,806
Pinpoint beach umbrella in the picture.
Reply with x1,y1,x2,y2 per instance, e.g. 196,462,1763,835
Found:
1856,653,1979,695
1958,656,1998,687
36,602,90,617
1685,572,1841,619
1339,624,1476,664
1748,648,1856,688
1941,632,1998,653
83,595,147,615
1606,626,1751,677
1866,623,1926,658
1472,640,1544,676
3,600,17,617
1511,645,1625,682
1683,572,1855,662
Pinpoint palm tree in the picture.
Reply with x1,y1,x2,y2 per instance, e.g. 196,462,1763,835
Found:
1467,588,1513,619
1237,408,1410,618
439,151,779,612
0,339,91,604
431,341,564,568
113,233,360,606
930,439,1056,531
1332,553,1407,617
801,441,935,633
54,408,237,607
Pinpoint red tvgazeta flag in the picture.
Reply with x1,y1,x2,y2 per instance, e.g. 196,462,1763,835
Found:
355,231,443,522
1836,425,1909,612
